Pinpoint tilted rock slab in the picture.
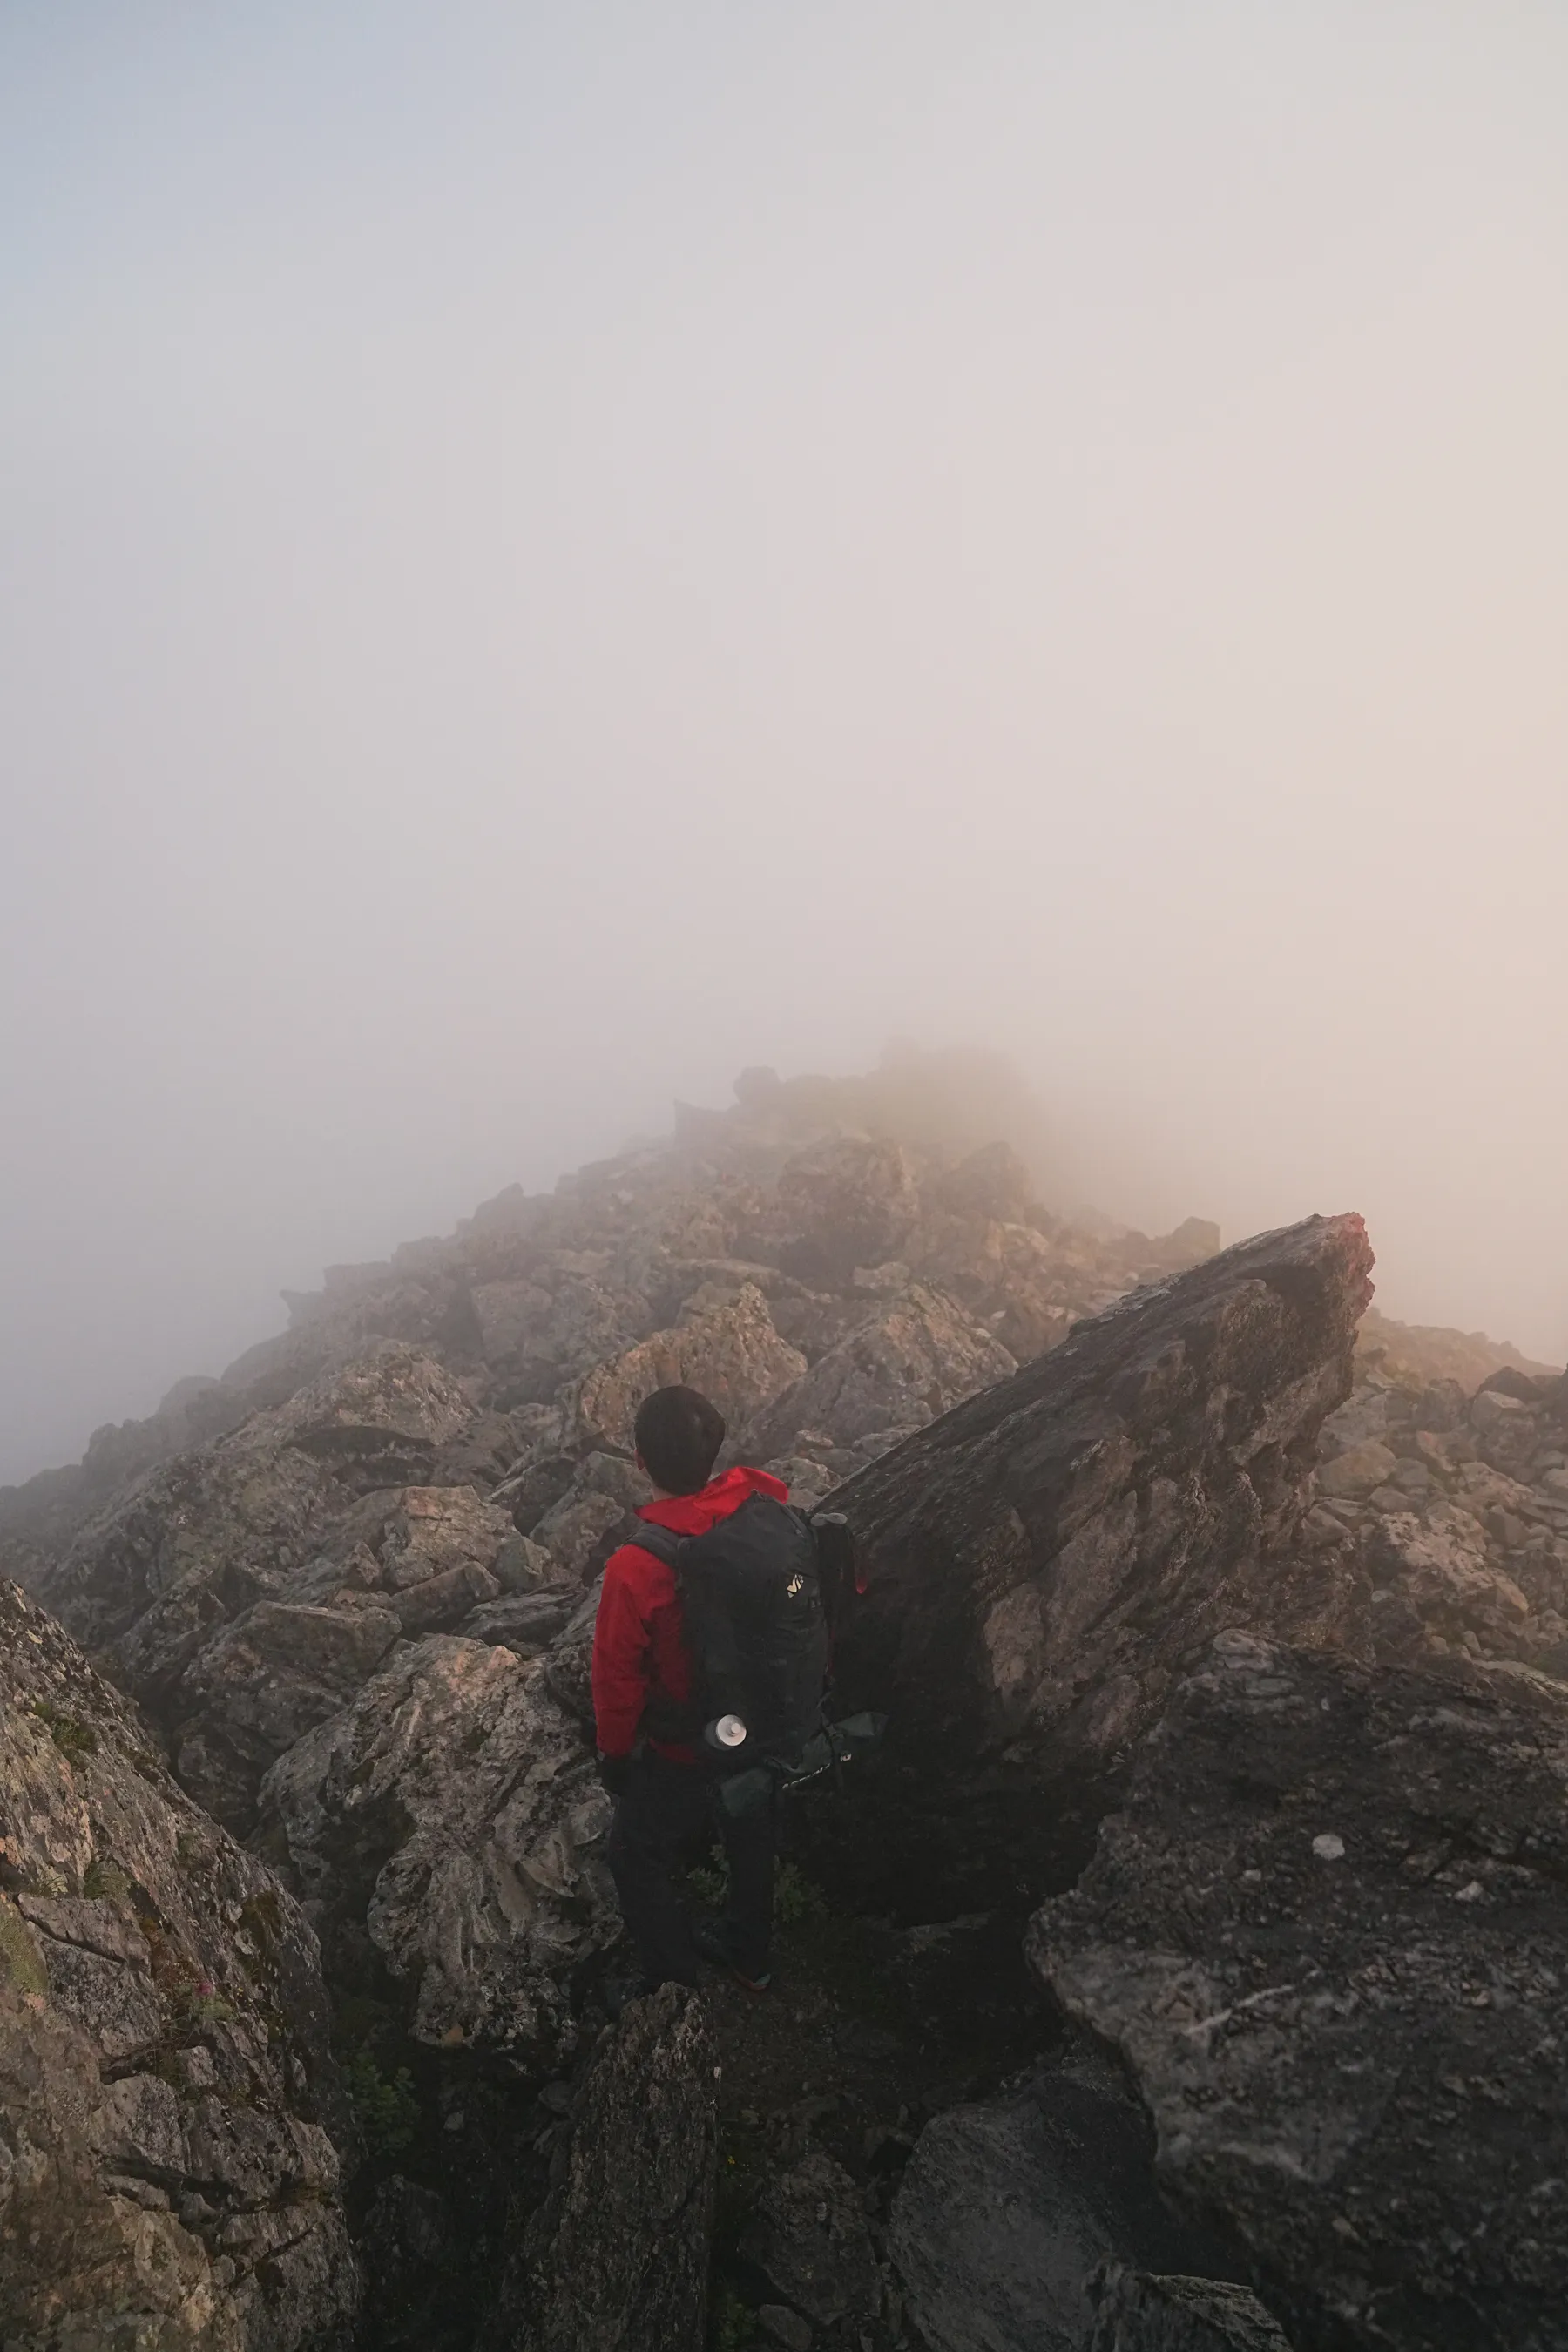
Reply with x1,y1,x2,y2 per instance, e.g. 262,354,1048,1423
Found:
1030,1633,1568,2352
256,1633,616,2070
827,1215,1374,1889
483,1984,717,2352
0,1578,359,2350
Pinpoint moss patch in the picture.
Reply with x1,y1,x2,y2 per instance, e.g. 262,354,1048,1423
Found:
29,1701,98,1761
0,1900,49,1998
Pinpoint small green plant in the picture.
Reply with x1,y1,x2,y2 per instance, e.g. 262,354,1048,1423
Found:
686,1850,828,1928
343,2046,421,2159
707,2287,756,2352
687,1854,728,1909
773,1862,828,1927
177,1976,238,2029
83,1857,131,1901
30,1701,97,1761
175,1829,206,1869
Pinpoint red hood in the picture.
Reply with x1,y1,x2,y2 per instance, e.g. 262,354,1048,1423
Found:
637,1463,787,1538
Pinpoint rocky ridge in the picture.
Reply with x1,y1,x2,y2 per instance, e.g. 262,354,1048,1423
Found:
1,1050,1564,2352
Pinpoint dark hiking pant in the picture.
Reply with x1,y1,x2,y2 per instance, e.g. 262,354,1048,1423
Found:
606,1753,777,1988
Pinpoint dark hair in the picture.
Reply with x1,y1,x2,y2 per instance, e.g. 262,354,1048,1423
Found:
633,1384,726,1495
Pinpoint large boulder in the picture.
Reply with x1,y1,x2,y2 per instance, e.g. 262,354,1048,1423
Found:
823,1215,1374,1901
746,1281,1017,1460
1086,2268,1294,2351
255,1634,615,2070
483,1984,717,2352
1030,1632,1568,2352
886,2038,1230,2352
572,1283,806,1451
0,1578,359,2349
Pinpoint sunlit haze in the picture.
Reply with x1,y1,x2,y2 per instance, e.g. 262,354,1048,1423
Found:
3,2,1565,1481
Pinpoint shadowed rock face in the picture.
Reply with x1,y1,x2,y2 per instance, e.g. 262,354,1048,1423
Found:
821,1214,1374,1899
483,1984,717,2352
835,1210,1375,1755
1030,1634,1568,2352
886,2037,1233,2352
0,1579,360,2350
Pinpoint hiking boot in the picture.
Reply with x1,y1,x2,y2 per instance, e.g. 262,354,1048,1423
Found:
693,1917,773,1994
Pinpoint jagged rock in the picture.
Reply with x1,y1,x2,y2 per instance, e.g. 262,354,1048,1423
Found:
173,1598,404,1829
1030,1632,1568,2351
40,1343,480,1669
459,1589,578,1655
1469,1387,1541,1479
35,1363,539,1837
741,2146,880,2326
485,1984,716,2352
905,1208,1084,1364
540,1578,602,1727
1316,1439,1398,1499
0,1578,359,2349
256,1634,614,2066
496,1450,580,1534
1086,2266,1294,2351
774,1134,923,1283
1363,1511,1531,1659
571,1282,807,1453
887,2039,1225,2352
359,2172,455,2348
826,1215,1374,1899
746,1282,1016,1460
755,2305,813,2352
925,1139,1037,1223
531,1488,634,1581
376,1483,517,1588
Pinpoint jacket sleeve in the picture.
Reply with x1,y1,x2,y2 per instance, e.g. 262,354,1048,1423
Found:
591,1549,652,1757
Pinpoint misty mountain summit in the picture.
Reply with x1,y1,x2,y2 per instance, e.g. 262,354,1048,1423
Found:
3,1054,1566,2352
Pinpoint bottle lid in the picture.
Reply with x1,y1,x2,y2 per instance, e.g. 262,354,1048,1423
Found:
713,1713,748,1748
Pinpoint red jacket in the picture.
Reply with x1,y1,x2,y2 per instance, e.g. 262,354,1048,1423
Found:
591,1465,789,1761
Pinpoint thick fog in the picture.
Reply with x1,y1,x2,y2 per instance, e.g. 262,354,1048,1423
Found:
3,3,1565,1484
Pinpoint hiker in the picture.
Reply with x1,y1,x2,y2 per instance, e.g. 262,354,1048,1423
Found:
591,1382,826,2008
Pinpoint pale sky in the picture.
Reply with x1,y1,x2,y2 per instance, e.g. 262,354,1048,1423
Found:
3,3,1565,1482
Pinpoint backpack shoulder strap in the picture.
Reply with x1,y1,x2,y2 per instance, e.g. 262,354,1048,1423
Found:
628,1519,684,1569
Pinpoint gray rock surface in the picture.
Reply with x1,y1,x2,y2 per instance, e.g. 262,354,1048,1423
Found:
1086,2266,1294,2351
0,1578,359,2350
34,1347,519,1832
1312,1347,1568,1679
887,2043,1224,2352
256,1632,615,2066
1031,1632,1568,2351
485,1984,717,2352
740,2146,880,2327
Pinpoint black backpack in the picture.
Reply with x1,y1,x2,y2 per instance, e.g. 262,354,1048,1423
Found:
633,1494,848,1762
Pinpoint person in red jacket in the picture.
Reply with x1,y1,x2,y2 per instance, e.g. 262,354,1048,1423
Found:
592,1382,783,2004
